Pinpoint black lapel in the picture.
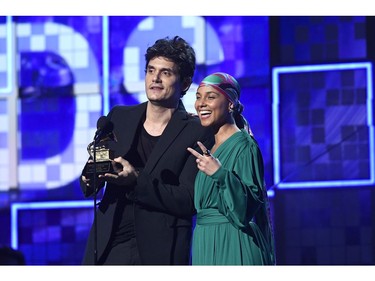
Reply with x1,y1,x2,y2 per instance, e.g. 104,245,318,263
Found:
143,102,189,173
111,102,147,157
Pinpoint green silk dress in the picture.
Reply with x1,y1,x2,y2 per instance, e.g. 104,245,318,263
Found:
192,130,275,265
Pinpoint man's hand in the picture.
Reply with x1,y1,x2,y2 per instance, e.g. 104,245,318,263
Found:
99,157,139,186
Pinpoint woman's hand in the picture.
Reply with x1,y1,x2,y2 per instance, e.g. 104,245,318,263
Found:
187,141,221,176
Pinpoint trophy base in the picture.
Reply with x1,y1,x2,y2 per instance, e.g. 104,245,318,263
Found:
84,161,114,175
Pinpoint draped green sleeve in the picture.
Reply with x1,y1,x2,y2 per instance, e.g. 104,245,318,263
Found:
210,131,266,230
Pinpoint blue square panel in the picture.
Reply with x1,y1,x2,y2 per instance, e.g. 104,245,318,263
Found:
11,200,93,265
272,62,374,188
0,16,13,93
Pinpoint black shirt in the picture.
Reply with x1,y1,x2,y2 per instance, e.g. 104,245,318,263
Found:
110,124,160,246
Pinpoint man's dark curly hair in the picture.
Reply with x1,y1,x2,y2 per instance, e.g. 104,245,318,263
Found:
145,36,196,96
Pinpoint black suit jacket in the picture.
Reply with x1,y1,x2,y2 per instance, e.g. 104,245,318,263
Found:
80,101,213,265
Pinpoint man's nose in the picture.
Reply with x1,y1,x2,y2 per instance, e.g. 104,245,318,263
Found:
152,71,161,82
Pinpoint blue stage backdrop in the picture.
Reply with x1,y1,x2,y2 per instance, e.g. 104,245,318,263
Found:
0,16,374,265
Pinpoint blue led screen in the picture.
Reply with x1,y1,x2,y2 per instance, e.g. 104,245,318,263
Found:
1,16,374,266
273,63,374,188
0,16,272,196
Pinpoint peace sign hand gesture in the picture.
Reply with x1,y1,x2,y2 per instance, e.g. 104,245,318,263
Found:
187,141,221,176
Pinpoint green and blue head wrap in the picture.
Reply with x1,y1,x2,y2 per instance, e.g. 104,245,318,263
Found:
198,72,253,135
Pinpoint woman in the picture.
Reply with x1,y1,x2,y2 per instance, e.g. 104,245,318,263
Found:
187,72,276,265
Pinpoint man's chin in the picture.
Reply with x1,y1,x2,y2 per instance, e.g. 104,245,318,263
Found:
148,99,179,109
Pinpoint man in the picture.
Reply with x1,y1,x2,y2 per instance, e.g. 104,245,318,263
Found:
80,36,213,265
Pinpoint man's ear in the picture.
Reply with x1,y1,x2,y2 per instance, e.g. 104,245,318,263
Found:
182,77,192,92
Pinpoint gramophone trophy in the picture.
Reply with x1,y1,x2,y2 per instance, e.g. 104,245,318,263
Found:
84,132,117,178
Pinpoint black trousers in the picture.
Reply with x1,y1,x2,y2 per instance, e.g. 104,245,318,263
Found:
98,237,141,265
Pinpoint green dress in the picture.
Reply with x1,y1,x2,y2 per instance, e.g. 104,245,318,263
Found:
192,130,275,265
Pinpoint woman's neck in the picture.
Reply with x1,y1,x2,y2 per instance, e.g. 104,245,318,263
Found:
211,124,240,153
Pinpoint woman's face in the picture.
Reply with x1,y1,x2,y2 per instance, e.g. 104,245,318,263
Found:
195,85,232,128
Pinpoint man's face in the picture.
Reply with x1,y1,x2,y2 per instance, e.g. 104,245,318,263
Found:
145,57,184,107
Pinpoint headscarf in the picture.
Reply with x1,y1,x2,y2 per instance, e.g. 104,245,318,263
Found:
198,72,253,136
